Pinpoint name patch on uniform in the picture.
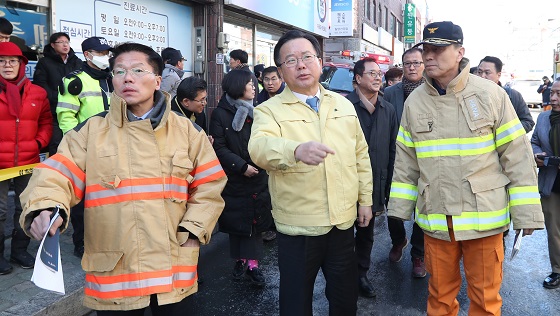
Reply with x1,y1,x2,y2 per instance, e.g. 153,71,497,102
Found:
469,99,479,119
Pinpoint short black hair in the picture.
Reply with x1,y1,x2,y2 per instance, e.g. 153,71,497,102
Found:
229,49,248,64
352,57,377,82
273,30,321,67
469,66,478,74
110,42,164,76
49,32,70,44
222,69,253,99
479,56,503,73
177,76,207,101
402,47,422,61
385,67,403,81
262,66,280,78
0,18,13,35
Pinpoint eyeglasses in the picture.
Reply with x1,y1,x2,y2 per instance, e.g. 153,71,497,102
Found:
112,67,157,78
263,77,279,83
281,54,317,68
403,61,424,68
0,59,19,67
54,41,70,45
192,97,207,104
363,71,383,78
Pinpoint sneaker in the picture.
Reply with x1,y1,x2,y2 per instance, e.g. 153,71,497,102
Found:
246,267,266,287
262,231,277,242
232,260,246,280
10,251,35,269
543,272,560,289
412,257,427,278
389,238,409,263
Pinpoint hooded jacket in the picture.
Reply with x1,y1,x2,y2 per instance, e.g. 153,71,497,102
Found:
20,91,227,311
32,44,82,119
388,58,544,241
0,80,52,168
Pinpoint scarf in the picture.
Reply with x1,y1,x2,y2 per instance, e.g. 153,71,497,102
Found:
0,61,29,117
402,76,425,100
235,63,249,70
126,90,167,129
549,110,560,156
355,87,376,114
226,94,254,132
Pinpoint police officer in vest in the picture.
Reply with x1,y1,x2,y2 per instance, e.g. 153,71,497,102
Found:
56,36,113,258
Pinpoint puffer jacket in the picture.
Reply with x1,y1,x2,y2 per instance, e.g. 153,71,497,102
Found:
388,58,544,241
210,95,271,236
248,85,373,231
20,91,226,311
0,80,52,169
32,44,82,119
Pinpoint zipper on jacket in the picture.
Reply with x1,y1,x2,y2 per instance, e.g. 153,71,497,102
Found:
14,117,19,165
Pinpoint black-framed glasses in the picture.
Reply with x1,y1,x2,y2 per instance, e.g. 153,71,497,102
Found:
281,54,317,68
0,59,19,66
192,97,207,104
363,71,383,78
112,67,157,78
403,61,423,68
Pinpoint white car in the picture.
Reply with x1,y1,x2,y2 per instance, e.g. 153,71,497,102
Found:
509,79,543,108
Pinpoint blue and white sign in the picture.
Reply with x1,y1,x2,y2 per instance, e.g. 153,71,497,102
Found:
0,8,48,47
330,0,353,37
225,0,329,37
54,0,193,72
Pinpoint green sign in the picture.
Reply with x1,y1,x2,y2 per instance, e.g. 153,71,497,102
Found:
404,3,416,44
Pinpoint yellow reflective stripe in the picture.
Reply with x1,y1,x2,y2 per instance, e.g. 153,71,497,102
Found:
414,134,496,158
396,126,414,147
390,182,418,201
452,207,510,230
415,208,447,231
415,207,510,232
508,186,541,206
495,118,524,147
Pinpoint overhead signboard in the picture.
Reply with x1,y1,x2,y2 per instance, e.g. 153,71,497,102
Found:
404,3,416,44
54,0,193,72
330,0,353,37
225,0,329,37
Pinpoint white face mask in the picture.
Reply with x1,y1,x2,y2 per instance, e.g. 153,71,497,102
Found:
88,54,110,70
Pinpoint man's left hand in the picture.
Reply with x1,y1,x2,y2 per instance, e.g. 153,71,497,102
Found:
181,238,200,247
516,229,535,236
357,206,373,227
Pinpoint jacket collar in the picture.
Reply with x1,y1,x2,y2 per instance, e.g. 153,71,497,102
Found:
424,58,470,96
109,90,171,130
278,84,333,105
347,89,385,108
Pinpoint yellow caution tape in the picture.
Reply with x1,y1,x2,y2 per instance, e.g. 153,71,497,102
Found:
0,164,38,182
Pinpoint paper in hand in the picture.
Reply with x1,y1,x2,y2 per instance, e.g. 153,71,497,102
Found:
510,229,523,260
31,206,65,295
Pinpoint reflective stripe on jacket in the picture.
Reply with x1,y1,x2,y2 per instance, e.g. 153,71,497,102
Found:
57,71,110,133
21,92,227,310
387,58,544,241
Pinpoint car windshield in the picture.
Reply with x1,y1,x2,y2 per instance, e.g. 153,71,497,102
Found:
322,66,354,93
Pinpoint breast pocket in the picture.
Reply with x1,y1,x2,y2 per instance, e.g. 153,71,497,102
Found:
461,94,494,136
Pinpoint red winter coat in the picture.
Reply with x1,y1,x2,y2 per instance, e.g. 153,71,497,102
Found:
0,80,52,169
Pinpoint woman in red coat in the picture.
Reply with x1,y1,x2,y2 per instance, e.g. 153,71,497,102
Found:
0,42,52,275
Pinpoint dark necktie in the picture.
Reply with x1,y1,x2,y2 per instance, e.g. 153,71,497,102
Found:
306,96,319,112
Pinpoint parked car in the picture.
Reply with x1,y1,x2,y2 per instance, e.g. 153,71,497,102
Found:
509,79,542,108
320,62,355,96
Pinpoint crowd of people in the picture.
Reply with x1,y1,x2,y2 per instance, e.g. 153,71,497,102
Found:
0,15,557,316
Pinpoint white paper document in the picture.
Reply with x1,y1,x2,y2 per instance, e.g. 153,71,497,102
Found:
30,208,65,295
510,229,523,260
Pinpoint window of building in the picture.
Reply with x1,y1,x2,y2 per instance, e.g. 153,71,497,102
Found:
389,14,396,37
365,0,371,20
373,1,376,25
378,5,382,27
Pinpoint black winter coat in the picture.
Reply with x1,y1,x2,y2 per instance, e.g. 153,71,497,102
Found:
347,90,399,213
209,95,272,236
32,45,82,120
170,95,208,132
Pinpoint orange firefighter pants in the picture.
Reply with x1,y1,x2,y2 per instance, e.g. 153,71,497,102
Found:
424,217,504,316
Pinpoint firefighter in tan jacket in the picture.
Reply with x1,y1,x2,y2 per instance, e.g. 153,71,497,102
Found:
388,22,544,315
19,43,226,313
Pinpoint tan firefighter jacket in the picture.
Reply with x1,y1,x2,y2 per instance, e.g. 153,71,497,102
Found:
387,58,544,241
20,91,227,310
